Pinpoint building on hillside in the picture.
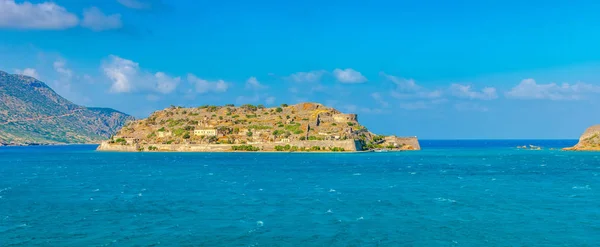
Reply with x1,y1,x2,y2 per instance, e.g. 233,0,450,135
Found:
125,137,138,144
194,129,217,136
280,138,290,143
157,131,172,138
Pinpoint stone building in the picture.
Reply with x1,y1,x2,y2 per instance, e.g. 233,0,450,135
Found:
333,114,358,123
157,131,172,138
194,129,217,136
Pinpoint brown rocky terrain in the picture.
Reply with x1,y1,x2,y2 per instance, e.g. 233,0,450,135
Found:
99,102,420,152
563,125,600,151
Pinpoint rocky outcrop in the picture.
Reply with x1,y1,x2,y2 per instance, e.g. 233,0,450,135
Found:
97,102,420,152
564,125,600,151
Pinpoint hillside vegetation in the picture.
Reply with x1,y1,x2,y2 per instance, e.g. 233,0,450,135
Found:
0,71,133,145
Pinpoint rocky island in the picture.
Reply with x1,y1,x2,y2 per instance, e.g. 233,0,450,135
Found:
563,125,600,151
97,102,420,152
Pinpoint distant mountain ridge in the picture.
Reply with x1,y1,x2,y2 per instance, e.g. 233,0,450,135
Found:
0,70,133,145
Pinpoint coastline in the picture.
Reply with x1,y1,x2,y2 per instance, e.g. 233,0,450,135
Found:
95,139,420,153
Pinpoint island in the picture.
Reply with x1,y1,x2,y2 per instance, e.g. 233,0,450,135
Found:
563,125,600,151
97,102,420,152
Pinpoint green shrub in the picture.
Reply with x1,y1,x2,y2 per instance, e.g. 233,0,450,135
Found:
249,125,271,130
231,145,260,151
276,107,283,113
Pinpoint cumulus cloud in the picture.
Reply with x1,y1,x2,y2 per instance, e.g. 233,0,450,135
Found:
245,76,267,90
102,56,138,93
0,0,78,30
382,72,444,100
102,55,179,94
14,68,39,78
381,72,445,110
155,72,180,94
449,84,497,100
333,68,367,83
81,7,122,31
187,74,229,94
506,78,600,100
117,0,152,9
287,70,327,83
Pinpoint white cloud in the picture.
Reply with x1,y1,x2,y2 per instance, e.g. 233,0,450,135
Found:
102,55,138,93
155,72,180,94
14,68,39,78
81,7,122,31
333,68,367,83
245,76,267,90
0,0,78,30
287,70,326,83
117,0,152,9
381,72,421,91
54,60,73,81
102,55,179,94
506,78,600,100
449,84,497,100
382,72,442,99
381,72,446,110
187,74,229,94
51,59,74,93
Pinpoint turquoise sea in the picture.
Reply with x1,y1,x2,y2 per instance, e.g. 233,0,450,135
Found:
1,140,599,246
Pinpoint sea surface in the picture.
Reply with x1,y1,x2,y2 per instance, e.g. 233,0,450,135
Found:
1,140,599,246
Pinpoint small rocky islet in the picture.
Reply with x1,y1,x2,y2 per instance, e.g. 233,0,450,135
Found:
98,102,420,152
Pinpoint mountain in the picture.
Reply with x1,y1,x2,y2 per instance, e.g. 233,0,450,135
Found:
0,70,133,145
98,102,420,152
563,125,600,151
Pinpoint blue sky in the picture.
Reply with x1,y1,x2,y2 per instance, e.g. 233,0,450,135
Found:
2,0,600,139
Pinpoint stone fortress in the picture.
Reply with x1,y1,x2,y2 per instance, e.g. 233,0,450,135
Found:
98,102,420,152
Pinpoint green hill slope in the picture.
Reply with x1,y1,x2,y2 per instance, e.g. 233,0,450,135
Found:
0,71,133,145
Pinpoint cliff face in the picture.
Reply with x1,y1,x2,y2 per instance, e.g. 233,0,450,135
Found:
99,102,420,152
0,71,134,145
564,125,600,151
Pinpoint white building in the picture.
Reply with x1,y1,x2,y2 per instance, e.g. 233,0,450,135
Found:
194,129,217,136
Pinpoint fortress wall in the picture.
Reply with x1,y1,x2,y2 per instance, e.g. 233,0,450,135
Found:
384,136,421,150
97,139,361,152
97,142,139,152
397,137,420,150
333,114,358,123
